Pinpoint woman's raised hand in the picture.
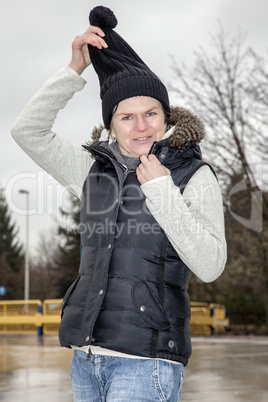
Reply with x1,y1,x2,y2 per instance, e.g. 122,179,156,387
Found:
68,25,108,75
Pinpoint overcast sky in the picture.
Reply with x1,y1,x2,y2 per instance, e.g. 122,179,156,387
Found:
1,0,267,253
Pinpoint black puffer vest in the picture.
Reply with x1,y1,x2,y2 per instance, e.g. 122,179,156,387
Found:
59,106,210,366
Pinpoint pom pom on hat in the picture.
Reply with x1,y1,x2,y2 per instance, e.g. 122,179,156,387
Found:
88,6,170,128
89,6,117,30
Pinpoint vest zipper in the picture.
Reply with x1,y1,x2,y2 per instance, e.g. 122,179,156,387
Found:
86,161,129,345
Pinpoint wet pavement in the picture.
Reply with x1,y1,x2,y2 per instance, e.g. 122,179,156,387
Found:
182,336,268,401
0,335,267,401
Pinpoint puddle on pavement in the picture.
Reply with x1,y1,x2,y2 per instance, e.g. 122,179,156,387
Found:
183,336,268,401
0,335,73,402
0,335,268,401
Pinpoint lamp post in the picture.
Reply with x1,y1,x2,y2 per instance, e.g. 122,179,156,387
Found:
19,189,30,301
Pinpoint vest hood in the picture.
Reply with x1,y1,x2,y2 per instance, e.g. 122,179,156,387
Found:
88,106,205,151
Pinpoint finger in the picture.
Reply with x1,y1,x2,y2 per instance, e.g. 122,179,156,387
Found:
85,25,105,37
97,37,108,48
78,33,107,49
139,154,150,165
148,154,161,167
147,154,157,162
87,33,108,49
137,165,145,176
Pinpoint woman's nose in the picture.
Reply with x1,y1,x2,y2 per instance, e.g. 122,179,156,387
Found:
135,117,147,131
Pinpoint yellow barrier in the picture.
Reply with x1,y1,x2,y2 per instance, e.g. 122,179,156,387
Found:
190,302,229,335
0,300,42,334
42,299,62,335
0,299,229,336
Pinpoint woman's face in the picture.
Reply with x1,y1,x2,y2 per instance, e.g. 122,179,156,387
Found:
110,96,166,158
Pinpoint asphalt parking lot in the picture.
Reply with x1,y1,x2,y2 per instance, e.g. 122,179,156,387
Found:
0,335,267,401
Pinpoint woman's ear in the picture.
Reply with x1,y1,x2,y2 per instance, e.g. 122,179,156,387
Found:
110,126,116,139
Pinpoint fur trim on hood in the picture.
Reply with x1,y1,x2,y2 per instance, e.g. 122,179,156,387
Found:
87,106,205,151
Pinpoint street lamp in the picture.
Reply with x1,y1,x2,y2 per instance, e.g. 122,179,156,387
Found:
19,189,30,301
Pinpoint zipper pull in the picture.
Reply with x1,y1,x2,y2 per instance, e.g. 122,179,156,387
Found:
148,141,158,155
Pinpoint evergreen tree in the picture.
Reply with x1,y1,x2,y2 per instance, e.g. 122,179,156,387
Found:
55,193,81,297
0,188,24,299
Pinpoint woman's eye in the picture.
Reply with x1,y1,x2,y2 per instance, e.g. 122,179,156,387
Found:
147,112,156,117
122,115,132,121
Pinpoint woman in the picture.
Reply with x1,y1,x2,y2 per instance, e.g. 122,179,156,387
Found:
11,6,226,401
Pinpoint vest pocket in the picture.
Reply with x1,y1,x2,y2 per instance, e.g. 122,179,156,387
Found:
131,280,170,330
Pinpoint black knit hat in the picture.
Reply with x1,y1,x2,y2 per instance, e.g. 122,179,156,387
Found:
88,6,170,128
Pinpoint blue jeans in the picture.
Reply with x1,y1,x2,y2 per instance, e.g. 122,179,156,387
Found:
71,350,184,401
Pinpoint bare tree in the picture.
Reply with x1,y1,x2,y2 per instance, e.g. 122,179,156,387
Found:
246,48,268,159
30,193,81,300
169,26,268,199
30,229,60,300
169,25,268,328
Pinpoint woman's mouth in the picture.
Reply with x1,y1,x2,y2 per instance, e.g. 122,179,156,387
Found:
134,136,151,142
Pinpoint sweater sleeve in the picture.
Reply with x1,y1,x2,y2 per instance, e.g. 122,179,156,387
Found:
11,66,94,200
140,165,227,282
